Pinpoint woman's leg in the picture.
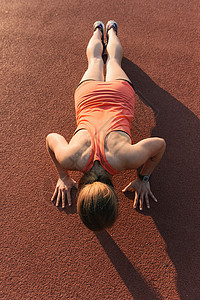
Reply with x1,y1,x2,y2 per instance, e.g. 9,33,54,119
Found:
79,29,104,83
105,28,131,82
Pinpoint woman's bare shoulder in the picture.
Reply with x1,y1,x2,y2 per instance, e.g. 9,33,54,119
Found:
105,131,132,172
66,129,92,171
69,129,91,146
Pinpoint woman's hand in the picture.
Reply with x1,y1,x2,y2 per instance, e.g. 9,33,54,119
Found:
51,175,78,208
122,178,158,210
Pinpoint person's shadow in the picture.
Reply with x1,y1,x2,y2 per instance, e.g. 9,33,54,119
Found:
96,58,199,299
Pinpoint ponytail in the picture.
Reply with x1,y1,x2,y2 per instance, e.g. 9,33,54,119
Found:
77,169,118,231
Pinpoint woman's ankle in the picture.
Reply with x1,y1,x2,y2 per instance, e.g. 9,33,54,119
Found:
93,28,102,39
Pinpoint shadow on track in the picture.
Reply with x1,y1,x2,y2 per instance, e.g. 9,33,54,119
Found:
122,57,200,299
95,230,157,299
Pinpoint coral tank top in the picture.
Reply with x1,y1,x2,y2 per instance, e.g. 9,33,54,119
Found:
74,80,135,175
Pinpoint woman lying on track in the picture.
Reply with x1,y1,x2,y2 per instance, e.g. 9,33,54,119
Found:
46,20,166,231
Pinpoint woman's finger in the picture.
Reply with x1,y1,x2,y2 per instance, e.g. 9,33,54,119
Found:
56,189,61,207
145,193,150,209
149,191,158,202
122,182,132,192
51,186,58,202
66,189,72,206
62,190,66,208
139,194,144,210
133,192,139,209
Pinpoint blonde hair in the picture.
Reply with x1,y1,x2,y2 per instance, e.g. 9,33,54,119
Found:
77,171,118,231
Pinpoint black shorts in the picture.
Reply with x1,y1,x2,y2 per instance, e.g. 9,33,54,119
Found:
77,78,135,91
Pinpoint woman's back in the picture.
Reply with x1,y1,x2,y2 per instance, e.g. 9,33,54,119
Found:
69,128,133,172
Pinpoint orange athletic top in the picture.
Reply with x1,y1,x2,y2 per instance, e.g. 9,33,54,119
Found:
74,80,136,175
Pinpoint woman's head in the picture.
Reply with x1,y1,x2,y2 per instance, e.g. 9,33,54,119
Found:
77,171,118,231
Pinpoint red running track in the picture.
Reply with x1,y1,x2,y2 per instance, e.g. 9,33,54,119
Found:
1,0,199,299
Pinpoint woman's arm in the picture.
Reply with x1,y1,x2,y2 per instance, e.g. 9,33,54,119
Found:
46,133,77,207
137,138,166,176
122,137,166,210
122,137,166,172
46,133,70,178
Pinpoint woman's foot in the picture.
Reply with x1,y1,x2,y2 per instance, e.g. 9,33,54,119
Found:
106,20,118,42
93,21,106,55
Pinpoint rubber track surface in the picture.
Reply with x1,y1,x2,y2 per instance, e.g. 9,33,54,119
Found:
1,1,199,299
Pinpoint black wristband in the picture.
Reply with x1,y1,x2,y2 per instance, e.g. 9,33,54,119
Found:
138,174,150,182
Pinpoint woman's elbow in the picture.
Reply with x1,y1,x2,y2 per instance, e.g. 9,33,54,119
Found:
160,138,166,150
46,133,56,150
157,137,166,150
